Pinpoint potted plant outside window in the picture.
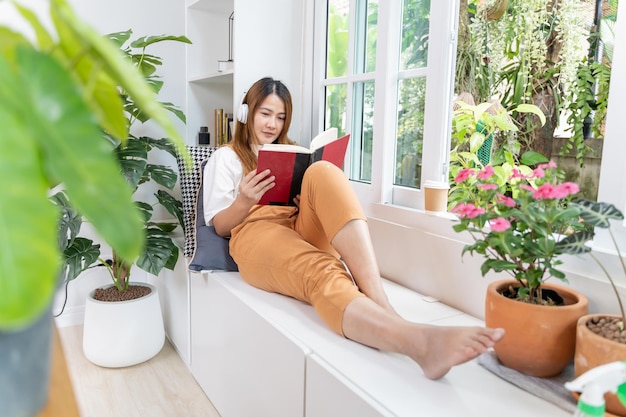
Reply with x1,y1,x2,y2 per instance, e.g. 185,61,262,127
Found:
450,160,591,377
0,1,190,416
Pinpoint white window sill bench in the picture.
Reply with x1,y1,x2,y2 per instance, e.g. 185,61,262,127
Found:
188,271,572,417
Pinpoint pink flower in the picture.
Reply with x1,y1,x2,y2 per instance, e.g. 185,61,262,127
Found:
553,182,580,198
520,184,535,193
532,182,579,200
510,168,525,179
533,183,557,199
477,183,498,190
489,217,511,232
451,203,486,219
477,165,495,180
538,161,557,170
532,167,545,178
496,193,516,207
454,168,474,183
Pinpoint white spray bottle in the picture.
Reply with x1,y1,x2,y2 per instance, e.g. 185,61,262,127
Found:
564,361,626,417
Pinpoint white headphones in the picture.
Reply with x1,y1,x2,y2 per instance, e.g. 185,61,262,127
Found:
236,91,248,124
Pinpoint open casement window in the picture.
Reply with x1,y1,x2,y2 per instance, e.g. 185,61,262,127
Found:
312,0,458,211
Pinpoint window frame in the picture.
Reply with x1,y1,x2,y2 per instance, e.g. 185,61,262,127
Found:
312,0,459,213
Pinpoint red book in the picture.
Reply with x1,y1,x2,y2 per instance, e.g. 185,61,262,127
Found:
256,128,350,206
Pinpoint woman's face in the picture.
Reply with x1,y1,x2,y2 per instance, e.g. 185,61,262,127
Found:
252,93,286,146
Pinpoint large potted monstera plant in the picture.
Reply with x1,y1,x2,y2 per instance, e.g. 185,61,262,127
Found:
0,1,189,416
53,30,190,368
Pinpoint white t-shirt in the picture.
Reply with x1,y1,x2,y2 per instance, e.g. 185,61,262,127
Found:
202,146,244,226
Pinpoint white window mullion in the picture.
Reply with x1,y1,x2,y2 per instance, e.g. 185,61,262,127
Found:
311,0,329,136
420,0,458,183
359,0,401,207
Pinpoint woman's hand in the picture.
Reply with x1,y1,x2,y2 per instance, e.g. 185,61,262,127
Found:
213,169,275,237
293,194,301,208
238,169,275,205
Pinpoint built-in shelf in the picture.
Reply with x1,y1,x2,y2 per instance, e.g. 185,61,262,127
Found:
187,0,231,13
184,0,303,144
188,70,234,84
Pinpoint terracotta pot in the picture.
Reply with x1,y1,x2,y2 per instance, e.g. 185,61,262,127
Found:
485,279,588,377
574,314,626,417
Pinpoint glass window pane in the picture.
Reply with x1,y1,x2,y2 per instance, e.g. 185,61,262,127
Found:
325,84,347,136
395,77,426,188
354,0,378,74
400,0,430,70
350,81,375,182
327,0,349,78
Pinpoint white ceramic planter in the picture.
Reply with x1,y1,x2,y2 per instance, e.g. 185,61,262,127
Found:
83,282,164,368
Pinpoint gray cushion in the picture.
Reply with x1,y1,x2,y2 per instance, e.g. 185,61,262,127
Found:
177,147,238,271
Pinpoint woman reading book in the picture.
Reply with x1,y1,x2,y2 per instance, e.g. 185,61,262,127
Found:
203,77,504,380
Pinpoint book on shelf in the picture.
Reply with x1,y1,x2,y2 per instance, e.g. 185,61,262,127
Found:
256,127,350,206
214,109,233,147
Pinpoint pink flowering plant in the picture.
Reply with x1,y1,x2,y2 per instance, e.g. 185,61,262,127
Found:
450,160,592,304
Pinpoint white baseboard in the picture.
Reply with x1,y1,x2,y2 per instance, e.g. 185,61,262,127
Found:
53,305,85,328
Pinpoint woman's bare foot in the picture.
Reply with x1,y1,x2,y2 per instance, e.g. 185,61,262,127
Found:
407,324,505,380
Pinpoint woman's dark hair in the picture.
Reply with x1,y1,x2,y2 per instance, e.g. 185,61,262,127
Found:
231,77,294,173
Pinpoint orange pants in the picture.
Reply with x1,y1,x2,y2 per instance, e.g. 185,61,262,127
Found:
229,161,367,336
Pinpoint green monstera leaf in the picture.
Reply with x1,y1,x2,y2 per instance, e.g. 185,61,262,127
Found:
0,46,144,330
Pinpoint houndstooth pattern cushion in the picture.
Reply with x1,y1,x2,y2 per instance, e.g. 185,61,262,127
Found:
176,145,216,257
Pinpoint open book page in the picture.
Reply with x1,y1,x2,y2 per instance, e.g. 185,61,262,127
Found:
256,143,311,154
259,127,339,154
309,127,338,152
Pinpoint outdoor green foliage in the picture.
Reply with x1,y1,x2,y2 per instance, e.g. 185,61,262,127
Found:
394,0,430,188
562,59,612,162
448,98,547,203
455,0,610,165
561,0,617,164
0,0,188,330
396,78,426,187
400,0,429,69
55,30,191,292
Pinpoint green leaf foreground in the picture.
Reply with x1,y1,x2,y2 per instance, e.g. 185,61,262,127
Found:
0,0,191,330
0,54,60,330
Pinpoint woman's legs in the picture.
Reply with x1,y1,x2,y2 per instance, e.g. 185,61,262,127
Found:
296,162,394,312
297,162,505,379
341,297,505,380
230,216,366,335
331,219,396,313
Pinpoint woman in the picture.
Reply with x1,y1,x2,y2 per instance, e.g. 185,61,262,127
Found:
203,77,504,380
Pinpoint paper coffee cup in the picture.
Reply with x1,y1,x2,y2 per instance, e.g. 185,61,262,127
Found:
423,180,450,213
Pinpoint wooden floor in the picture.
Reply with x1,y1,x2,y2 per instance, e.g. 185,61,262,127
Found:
57,325,221,417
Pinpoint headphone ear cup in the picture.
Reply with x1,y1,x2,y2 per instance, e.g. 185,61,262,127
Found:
237,103,248,124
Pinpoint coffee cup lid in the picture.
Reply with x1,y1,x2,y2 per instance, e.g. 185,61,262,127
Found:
423,180,450,190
